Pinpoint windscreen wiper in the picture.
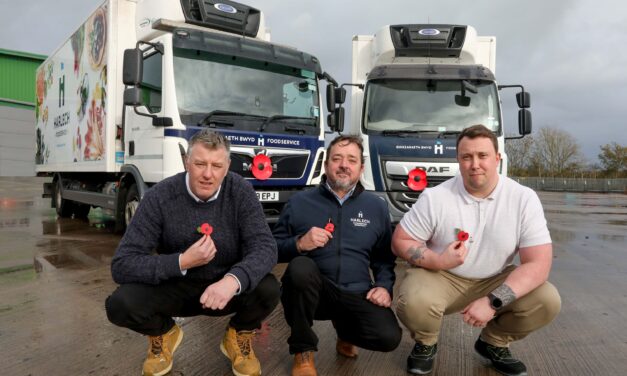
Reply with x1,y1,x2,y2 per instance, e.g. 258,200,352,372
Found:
259,115,315,132
197,110,265,126
437,131,460,138
284,125,307,135
381,129,421,137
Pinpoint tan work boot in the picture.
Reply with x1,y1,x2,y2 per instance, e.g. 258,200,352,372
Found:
336,338,358,358
142,324,184,376
291,352,317,376
220,326,261,376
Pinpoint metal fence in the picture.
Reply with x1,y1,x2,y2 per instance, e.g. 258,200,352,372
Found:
512,177,627,193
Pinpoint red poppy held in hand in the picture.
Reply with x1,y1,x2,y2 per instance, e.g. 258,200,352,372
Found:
197,223,213,236
457,231,469,242
407,168,428,191
324,222,335,233
251,154,273,180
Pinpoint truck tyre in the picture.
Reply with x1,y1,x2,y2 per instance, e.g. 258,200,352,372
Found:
54,179,74,218
124,184,140,228
73,204,91,219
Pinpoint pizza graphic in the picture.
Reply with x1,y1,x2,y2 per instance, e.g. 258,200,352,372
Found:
87,7,106,70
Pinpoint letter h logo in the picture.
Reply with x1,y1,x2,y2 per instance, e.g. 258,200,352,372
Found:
58,75,65,108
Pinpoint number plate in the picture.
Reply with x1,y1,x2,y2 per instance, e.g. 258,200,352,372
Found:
256,191,279,202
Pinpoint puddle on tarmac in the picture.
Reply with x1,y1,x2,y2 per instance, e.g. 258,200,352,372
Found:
550,227,625,243
41,254,85,270
605,219,627,226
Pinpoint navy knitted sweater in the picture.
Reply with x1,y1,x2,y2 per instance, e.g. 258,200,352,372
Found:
111,172,277,292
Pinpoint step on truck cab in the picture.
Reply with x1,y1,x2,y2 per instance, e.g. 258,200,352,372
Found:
336,24,532,223
36,0,340,229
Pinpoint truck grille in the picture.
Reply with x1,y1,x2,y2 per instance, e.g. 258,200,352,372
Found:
230,148,310,180
386,176,451,212
382,159,455,212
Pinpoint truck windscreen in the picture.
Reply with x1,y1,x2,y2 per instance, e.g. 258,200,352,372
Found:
364,79,501,135
173,48,320,136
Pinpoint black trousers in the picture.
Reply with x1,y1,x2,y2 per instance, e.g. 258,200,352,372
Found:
105,273,280,336
281,256,402,354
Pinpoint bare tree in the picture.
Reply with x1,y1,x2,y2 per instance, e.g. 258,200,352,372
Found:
505,135,534,176
531,127,584,176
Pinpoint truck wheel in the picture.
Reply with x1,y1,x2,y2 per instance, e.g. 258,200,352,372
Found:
124,184,140,228
73,204,91,219
55,179,74,218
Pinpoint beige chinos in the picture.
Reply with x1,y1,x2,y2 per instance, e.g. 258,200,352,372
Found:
396,265,561,347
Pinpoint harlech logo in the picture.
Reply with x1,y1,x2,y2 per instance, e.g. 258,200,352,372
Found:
351,212,370,227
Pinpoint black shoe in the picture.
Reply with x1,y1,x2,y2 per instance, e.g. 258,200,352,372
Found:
474,337,527,376
407,342,437,375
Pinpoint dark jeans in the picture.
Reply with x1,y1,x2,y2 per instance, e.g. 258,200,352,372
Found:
105,273,280,336
281,256,402,354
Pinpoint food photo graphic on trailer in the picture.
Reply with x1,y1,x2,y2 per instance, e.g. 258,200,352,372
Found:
36,4,108,166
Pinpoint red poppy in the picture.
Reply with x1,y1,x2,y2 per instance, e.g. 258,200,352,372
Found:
197,223,213,236
324,222,335,233
407,168,428,191
457,230,469,242
251,154,272,180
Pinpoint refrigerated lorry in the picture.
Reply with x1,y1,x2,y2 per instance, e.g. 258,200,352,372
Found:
36,0,338,229
344,24,531,223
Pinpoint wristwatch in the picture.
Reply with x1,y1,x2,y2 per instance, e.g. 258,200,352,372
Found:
488,292,503,311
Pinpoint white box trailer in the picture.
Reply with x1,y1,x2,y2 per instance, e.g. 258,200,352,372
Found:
338,24,532,223
36,0,339,228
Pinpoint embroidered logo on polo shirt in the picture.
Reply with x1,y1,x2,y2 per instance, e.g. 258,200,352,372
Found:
351,211,370,227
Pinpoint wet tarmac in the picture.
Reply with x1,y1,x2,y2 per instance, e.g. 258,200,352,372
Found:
0,177,626,375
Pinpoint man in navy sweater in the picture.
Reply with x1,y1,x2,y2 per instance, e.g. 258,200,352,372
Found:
105,130,279,376
273,135,401,376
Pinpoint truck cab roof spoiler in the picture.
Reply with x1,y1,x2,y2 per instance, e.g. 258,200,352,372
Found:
368,64,495,81
168,24,323,75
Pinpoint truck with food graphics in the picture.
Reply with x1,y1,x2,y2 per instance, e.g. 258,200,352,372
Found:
35,0,339,229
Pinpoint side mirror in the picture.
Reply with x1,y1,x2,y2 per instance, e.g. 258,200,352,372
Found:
124,87,172,127
334,87,346,104
123,48,143,85
327,109,343,132
326,84,335,112
518,109,532,135
123,87,142,106
333,107,345,133
516,91,531,108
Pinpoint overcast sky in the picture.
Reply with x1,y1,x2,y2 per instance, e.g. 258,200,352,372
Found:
2,0,625,162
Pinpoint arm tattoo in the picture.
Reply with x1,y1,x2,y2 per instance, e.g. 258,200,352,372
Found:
408,245,428,266
491,283,516,306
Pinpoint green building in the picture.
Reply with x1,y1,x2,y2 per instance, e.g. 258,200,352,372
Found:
0,48,46,176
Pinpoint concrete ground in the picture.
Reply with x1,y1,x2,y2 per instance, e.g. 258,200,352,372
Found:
0,177,626,375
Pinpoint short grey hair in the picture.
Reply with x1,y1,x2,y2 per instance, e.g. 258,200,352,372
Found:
187,130,230,159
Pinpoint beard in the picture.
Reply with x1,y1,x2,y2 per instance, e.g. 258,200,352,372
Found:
327,169,357,192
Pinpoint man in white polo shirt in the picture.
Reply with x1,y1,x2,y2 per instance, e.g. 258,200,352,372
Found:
392,124,561,376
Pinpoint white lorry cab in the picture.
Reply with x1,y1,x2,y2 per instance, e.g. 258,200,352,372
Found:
331,24,532,223
35,0,340,229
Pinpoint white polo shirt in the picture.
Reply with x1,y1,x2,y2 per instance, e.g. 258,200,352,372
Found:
399,175,551,279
